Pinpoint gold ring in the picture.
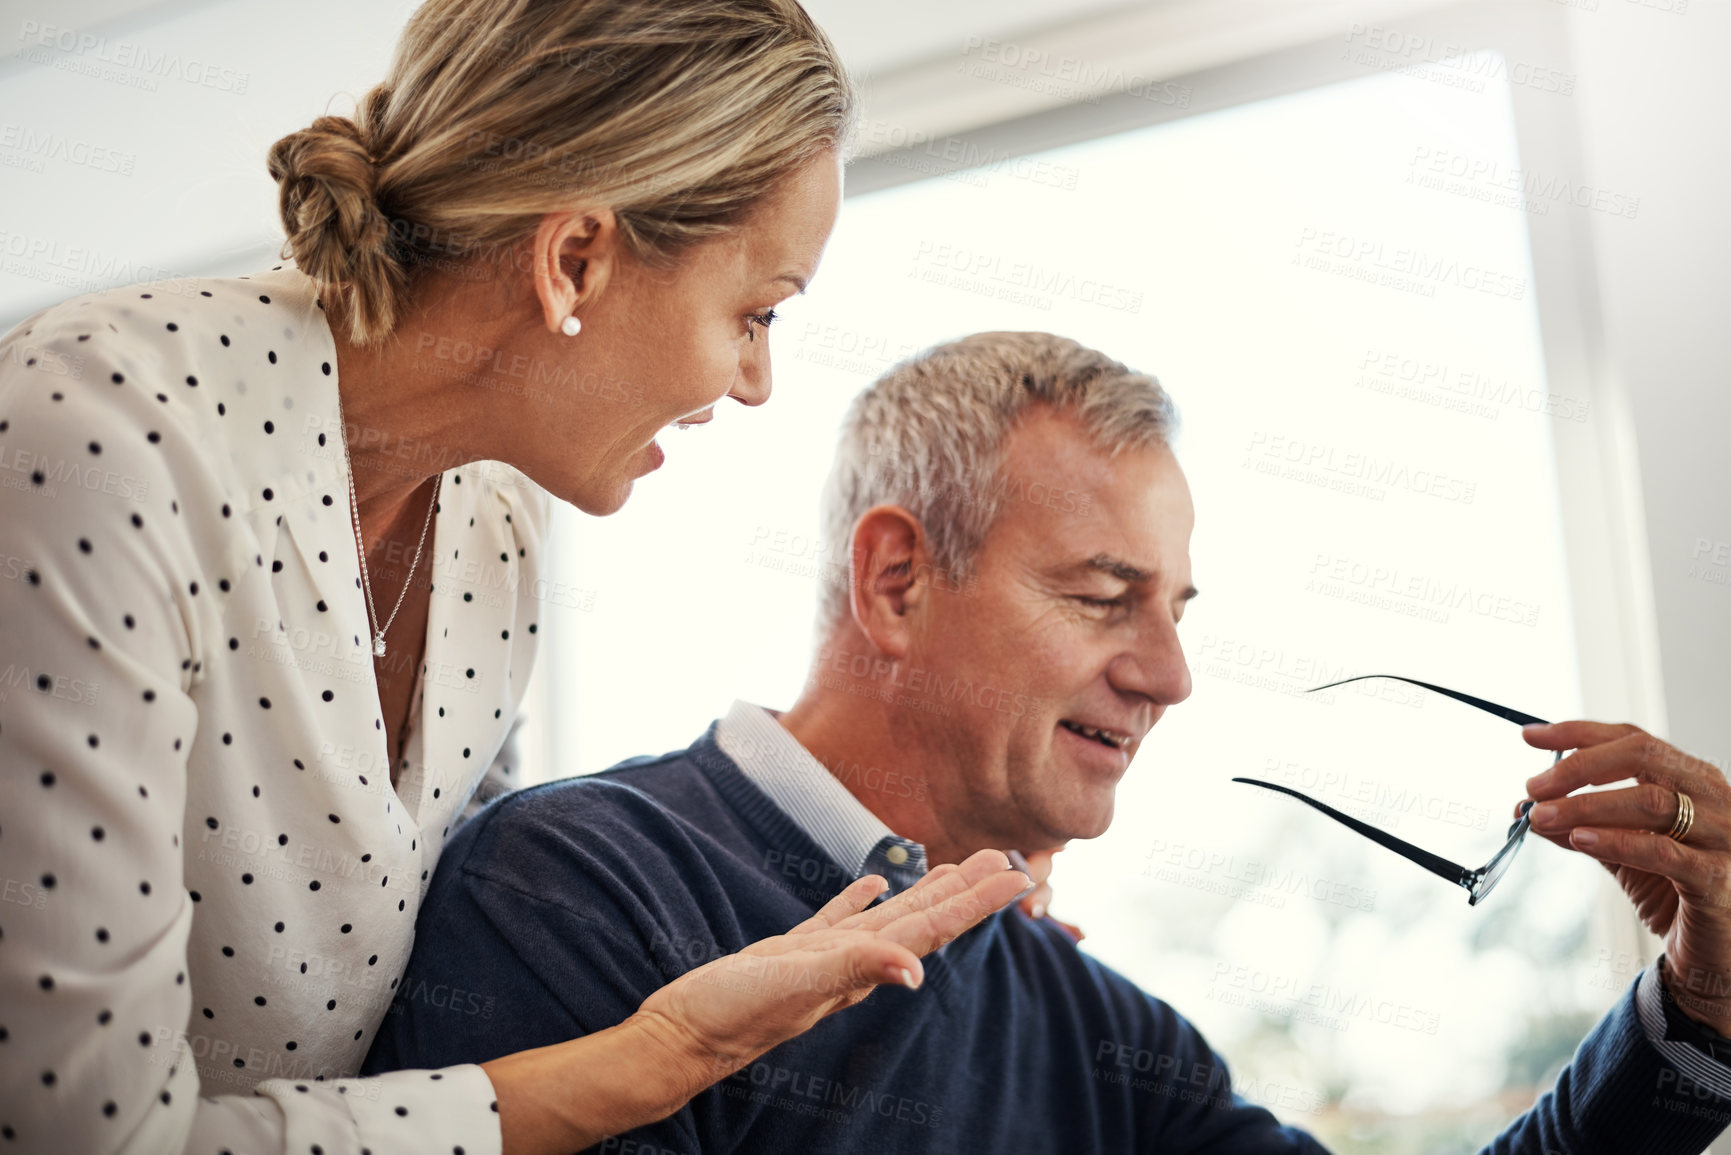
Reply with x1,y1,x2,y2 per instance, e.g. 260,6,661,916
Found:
1668,790,1695,843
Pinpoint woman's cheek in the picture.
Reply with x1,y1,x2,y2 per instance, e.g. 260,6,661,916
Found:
696,342,744,405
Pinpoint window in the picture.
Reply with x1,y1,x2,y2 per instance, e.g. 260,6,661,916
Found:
546,50,1624,1151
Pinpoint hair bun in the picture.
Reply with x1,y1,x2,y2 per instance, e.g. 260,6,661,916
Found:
267,113,406,340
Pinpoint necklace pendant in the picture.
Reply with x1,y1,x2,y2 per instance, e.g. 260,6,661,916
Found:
373,634,387,658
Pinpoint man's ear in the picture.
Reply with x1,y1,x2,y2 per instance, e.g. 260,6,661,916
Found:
848,506,929,659
530,208,618,334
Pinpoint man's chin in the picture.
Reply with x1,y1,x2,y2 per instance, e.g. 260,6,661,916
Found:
1034,800,1115,845
1066,814,1114,842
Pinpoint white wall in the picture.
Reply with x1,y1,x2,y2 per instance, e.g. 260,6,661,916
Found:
1566,0,1730,768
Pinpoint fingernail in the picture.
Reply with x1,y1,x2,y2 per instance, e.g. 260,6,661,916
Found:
899,965,923,990
1031,903,1046,921
1530,803,1557,824
1573,828,1599,847
1523,722,1549,731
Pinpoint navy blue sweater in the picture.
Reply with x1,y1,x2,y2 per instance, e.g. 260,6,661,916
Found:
365,726,1731,1154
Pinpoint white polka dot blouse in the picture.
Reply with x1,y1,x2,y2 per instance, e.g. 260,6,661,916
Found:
0,262,551,1155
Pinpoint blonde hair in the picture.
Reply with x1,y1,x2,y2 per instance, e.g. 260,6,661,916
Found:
817,332,1178,630
268,0,854,346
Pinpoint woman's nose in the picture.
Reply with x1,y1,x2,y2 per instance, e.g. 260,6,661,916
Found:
730,355,772,407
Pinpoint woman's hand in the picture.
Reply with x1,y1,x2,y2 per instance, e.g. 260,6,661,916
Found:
485,848,1029,1154
1521,720,1731,1034
1014,848,1085,943
630,847,1030,1082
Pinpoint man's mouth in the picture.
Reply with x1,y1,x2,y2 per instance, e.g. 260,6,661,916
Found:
1059,719,1131,750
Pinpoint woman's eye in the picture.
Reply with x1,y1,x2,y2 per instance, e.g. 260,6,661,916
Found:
745,308,778,341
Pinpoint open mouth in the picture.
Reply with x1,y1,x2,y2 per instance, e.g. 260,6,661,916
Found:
670,409,715,431
1059,719,1131,750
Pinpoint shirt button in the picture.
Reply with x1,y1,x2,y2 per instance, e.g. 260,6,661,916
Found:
885,845,910,866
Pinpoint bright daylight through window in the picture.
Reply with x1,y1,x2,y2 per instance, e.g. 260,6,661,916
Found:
548,49,1620,1153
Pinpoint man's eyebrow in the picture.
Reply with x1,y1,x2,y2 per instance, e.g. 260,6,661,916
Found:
1080,553,1199,600
1083,553,1151,584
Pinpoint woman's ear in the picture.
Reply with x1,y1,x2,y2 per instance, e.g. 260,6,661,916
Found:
531,208,618,334
848,506,929,660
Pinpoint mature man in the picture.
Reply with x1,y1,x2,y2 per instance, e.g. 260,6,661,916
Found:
366,332,1731,1153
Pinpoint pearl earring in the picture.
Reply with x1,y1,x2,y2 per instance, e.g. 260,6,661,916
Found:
560,315,581,337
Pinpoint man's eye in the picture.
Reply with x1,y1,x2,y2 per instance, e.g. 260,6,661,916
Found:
1075,595,1125,609
745,308,778,341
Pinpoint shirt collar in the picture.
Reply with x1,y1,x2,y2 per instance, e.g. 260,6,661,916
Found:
714,700,928,893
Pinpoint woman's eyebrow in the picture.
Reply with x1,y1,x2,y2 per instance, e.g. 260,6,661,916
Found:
772,272,808,293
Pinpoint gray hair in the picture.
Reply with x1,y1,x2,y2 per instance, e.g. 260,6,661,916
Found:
816,331,1178,630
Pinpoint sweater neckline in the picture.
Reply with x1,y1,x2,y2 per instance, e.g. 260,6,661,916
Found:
687,725,969,1004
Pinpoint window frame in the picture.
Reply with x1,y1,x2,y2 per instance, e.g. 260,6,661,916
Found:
840,0,1663,974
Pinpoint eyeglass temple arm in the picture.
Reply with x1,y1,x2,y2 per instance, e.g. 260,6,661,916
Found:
1230,777,1474,889
1305,674,1551,727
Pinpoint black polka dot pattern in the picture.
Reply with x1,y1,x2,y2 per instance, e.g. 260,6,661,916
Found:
0,263,549,1152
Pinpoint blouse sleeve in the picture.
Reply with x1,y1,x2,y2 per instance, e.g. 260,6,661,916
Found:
0,340,504,1154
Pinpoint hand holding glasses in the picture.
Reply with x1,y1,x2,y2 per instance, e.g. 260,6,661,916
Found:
1232,674,1561,906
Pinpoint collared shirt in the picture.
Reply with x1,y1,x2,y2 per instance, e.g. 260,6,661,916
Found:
0,261,551,1155
714,699,928,896
712,705,1730,1093
1637,957,1731,1098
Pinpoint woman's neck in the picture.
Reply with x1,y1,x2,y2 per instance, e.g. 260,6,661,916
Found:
322,283,497,545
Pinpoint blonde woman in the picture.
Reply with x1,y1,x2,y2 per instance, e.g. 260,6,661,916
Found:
0,2,1031,1153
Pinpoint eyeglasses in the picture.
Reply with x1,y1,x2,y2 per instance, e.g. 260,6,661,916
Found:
1231,674,1561,906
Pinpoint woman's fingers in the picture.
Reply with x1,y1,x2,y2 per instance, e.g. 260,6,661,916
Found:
632,853,1029,1079
788,852,1025,953
781,848,1031,995
837,848,1015,934
837,937,927,991
1016,849,1056,920
908,862,960,887
874,867,1032,958
1526,781,1725,851
786,874,890,935
1019,878,1054,921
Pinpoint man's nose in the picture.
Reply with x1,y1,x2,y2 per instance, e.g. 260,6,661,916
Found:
1112,617,1192,707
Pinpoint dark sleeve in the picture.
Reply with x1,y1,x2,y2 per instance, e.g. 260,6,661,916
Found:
1479,973,1730,1155
1131,1026,1334,1155
363,788,708,1154
1072,946,1332,1153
